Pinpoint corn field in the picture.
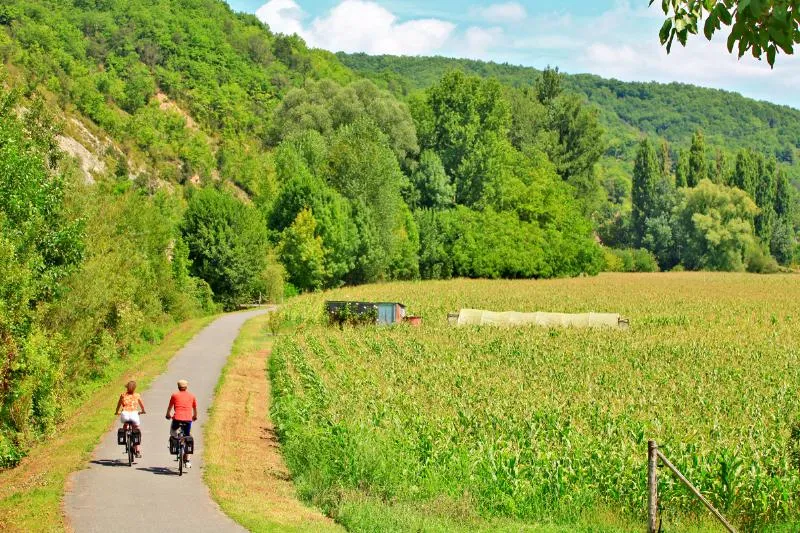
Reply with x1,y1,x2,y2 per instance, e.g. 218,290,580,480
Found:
270,273,800,531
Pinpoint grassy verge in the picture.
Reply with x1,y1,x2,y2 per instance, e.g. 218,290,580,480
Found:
205,312,342,533
0,316,215,532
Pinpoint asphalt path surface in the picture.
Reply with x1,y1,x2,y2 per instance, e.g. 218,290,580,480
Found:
65,309,267,532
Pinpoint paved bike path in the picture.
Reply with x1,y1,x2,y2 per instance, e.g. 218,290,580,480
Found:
65,310,267,533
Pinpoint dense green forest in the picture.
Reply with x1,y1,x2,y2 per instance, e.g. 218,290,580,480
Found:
0,0,799,467
338,53,800,173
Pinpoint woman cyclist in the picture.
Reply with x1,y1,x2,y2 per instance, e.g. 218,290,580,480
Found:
114,380,146,457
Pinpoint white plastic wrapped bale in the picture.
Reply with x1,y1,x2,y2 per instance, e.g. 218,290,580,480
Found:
454,309,628,329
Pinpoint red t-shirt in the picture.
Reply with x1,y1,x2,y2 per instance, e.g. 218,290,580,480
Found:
169,390,197,421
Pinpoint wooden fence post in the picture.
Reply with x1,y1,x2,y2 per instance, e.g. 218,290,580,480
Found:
648,440,658,533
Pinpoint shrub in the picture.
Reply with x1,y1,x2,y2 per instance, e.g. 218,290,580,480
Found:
604,248,660,273
327,303,378,327
746,244,779,274
602,247,625,272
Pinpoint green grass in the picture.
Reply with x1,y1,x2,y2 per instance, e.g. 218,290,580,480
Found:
0,316,214,532
205,312,342,532
271,273,800,531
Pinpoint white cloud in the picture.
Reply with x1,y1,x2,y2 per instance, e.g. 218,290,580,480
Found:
255,0,307,38
462,26,505,59
472,2,527,24
256,0,454,55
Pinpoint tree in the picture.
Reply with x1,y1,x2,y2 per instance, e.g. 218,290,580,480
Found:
659,138,672,179
675,148,690,187
711,149,729,185
327,118,418,283
270,79,419,165
631,139,661,246
414,209,454,279
774,167,793,219
731,149,758,198
535,66,563,105
688,130,707,187
411,150,454,209
181,188,270,309
426,206,601,279
0,92,84,459
771,168,795,264
654,0,800,67
545,93,606,200
420,70,511,199
269,135,359,287
770,217,795,265
754,156,777,241
279,208,326,292
673,179,759,271
506,86,549,152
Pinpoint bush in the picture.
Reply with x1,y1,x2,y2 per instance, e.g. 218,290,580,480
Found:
418,206,602,279
632,248,660,272
604,248,660,273
602,247,625,272
327,303,379,327
746,244,779,274
257,259,286,304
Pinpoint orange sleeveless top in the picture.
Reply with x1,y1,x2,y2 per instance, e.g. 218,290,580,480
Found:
120,392,141,412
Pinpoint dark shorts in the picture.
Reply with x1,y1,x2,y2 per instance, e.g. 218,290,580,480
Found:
170,419,192,436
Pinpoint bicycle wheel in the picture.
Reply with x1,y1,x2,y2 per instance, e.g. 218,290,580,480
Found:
178,441,184,476
127,432,134,466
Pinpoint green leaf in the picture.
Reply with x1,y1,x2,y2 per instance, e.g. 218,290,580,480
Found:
767,44,776,67
715,4,732,25
678,28,688,46
737,35,748,57
703,12,718,40
660,19,673,44
726,31,737,53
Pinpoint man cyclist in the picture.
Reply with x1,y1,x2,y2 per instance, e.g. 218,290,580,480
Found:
165,379,197,468
114,380,146,457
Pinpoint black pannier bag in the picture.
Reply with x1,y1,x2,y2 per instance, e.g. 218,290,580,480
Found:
184,435,194,454
131,428,142,445
117,428,126,445
169,436,179,455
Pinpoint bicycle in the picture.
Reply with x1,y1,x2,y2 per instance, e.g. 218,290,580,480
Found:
117,416,143,466
168,418,193,476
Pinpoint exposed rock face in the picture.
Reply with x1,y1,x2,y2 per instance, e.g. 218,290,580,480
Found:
56,134,105,184
156,91,198,130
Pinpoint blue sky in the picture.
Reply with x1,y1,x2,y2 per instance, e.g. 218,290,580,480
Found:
226,1,800,109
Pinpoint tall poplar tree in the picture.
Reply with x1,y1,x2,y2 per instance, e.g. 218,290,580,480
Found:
688,129,707,187
659,139,672,179
732,150,757,199
632,138,660,246
754,156,777,242
675,148,689,187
